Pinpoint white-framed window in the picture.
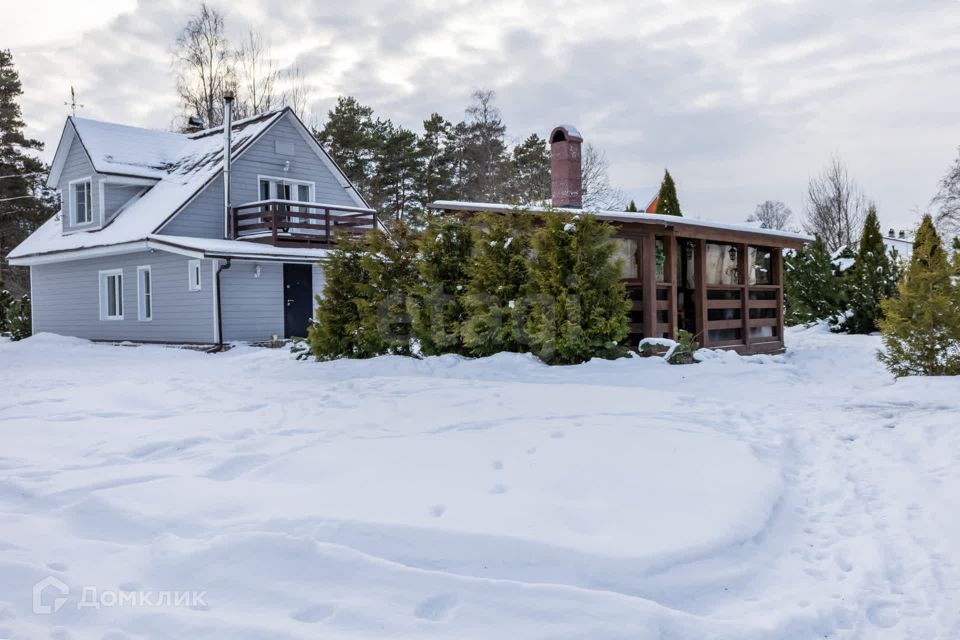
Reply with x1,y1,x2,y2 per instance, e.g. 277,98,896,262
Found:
188,259,202,291
258,175,314,224
98,269,124,320
70,178,93,225
137,265,152,321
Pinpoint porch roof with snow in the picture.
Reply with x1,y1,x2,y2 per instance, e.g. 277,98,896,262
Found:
429,200,813,249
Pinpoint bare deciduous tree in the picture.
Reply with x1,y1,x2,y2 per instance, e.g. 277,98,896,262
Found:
581,143,624,210
803,157,868,251
749,200,793,230
282,65,313,124
932,147,960,237
173,3,232,127
234,29,279,119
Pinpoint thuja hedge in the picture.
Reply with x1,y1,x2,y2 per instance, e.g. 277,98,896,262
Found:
307,211,631,365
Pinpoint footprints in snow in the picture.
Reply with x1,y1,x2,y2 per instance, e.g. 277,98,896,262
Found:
414,593,459,621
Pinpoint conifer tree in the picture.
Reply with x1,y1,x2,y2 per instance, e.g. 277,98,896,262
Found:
373,124,419,221
462,212,533,356
625,200,638,212
413,113,456,221
840,206,898,334
655,169,682,217
355,221,418,355
314,96,381,196
506,134,550,205
525,213,630,364
879,215,960,376
784,237,844,324
0,50,55,295
409,214,474,355
308,233,376,359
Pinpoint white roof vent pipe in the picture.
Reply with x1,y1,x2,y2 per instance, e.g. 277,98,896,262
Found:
223,90,234,239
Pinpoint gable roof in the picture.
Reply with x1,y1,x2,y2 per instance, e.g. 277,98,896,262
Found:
11,109,355,262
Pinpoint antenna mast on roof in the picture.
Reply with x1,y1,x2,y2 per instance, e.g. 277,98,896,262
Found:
64,86,84,117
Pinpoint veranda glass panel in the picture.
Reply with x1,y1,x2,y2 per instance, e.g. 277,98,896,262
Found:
748,247,773,285
705,243,740,285
612,238,638,279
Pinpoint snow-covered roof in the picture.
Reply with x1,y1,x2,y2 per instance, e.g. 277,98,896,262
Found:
10,110,286,261
148,235,331,262
430,201,814,247
69,118,188,180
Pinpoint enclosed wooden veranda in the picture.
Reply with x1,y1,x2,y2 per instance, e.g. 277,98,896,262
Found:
431,202,811,355
605,214,809,354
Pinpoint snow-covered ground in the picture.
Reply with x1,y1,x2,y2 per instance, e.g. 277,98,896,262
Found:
1,326,959,639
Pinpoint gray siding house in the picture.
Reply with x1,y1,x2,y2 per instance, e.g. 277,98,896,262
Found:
9,107,375,345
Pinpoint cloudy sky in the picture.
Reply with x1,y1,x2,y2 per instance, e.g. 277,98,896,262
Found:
4,0,960,230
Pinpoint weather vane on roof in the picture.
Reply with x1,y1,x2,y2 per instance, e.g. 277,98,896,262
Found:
64,86,84,117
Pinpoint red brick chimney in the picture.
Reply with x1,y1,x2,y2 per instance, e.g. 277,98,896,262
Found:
550,125,583,209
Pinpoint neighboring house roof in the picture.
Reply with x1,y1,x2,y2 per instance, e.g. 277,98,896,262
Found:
882,235,914,260
430,200,814,248
11,108,363,264
632,186,659,212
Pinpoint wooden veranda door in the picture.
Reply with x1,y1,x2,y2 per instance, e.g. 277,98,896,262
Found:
283,264,313,338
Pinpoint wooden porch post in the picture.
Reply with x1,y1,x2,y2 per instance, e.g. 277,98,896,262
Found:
642,234,657,338
324,208,331,243
739,242,750,349
270,204,278,244
774,248,785,348
694,239,708,347
663,234,677,339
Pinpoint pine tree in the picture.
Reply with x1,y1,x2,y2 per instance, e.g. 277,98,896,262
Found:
462,212,533,356
413,113,456,221
355,221,418,355
308,233,377,359
525,213,630,364
314,96,380,197
0,50,56,296
625,200,638,212
655,169,682,217
372,124,419,221
840,206,898,334
879,215,960,376
506,134,550,205
784,236,844,324
409,214,474,355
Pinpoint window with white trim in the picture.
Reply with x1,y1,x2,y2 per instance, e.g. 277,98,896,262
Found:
71,179,93,225
99,269,124,320
188,259,202,291
258,176,314,224
137,266,152,321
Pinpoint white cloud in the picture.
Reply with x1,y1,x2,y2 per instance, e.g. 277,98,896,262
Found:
3,0,959,230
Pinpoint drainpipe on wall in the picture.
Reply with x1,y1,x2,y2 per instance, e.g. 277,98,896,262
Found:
223,90,234,239
209,258,232,353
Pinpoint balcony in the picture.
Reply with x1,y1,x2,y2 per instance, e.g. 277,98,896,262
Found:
232,200,377,247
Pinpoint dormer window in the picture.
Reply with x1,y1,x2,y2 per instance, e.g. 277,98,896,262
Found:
70,178,93,225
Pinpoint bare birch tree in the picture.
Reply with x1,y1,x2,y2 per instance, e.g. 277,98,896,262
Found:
173,3,232,127
282,65,313,123
234,29,280,119
581,143,624,210
803,157,867,251
748,200,793,230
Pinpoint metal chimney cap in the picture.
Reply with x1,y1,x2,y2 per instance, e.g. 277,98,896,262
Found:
223,90,235,101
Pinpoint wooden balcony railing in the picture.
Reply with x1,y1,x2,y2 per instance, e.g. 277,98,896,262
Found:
232,200,377,246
